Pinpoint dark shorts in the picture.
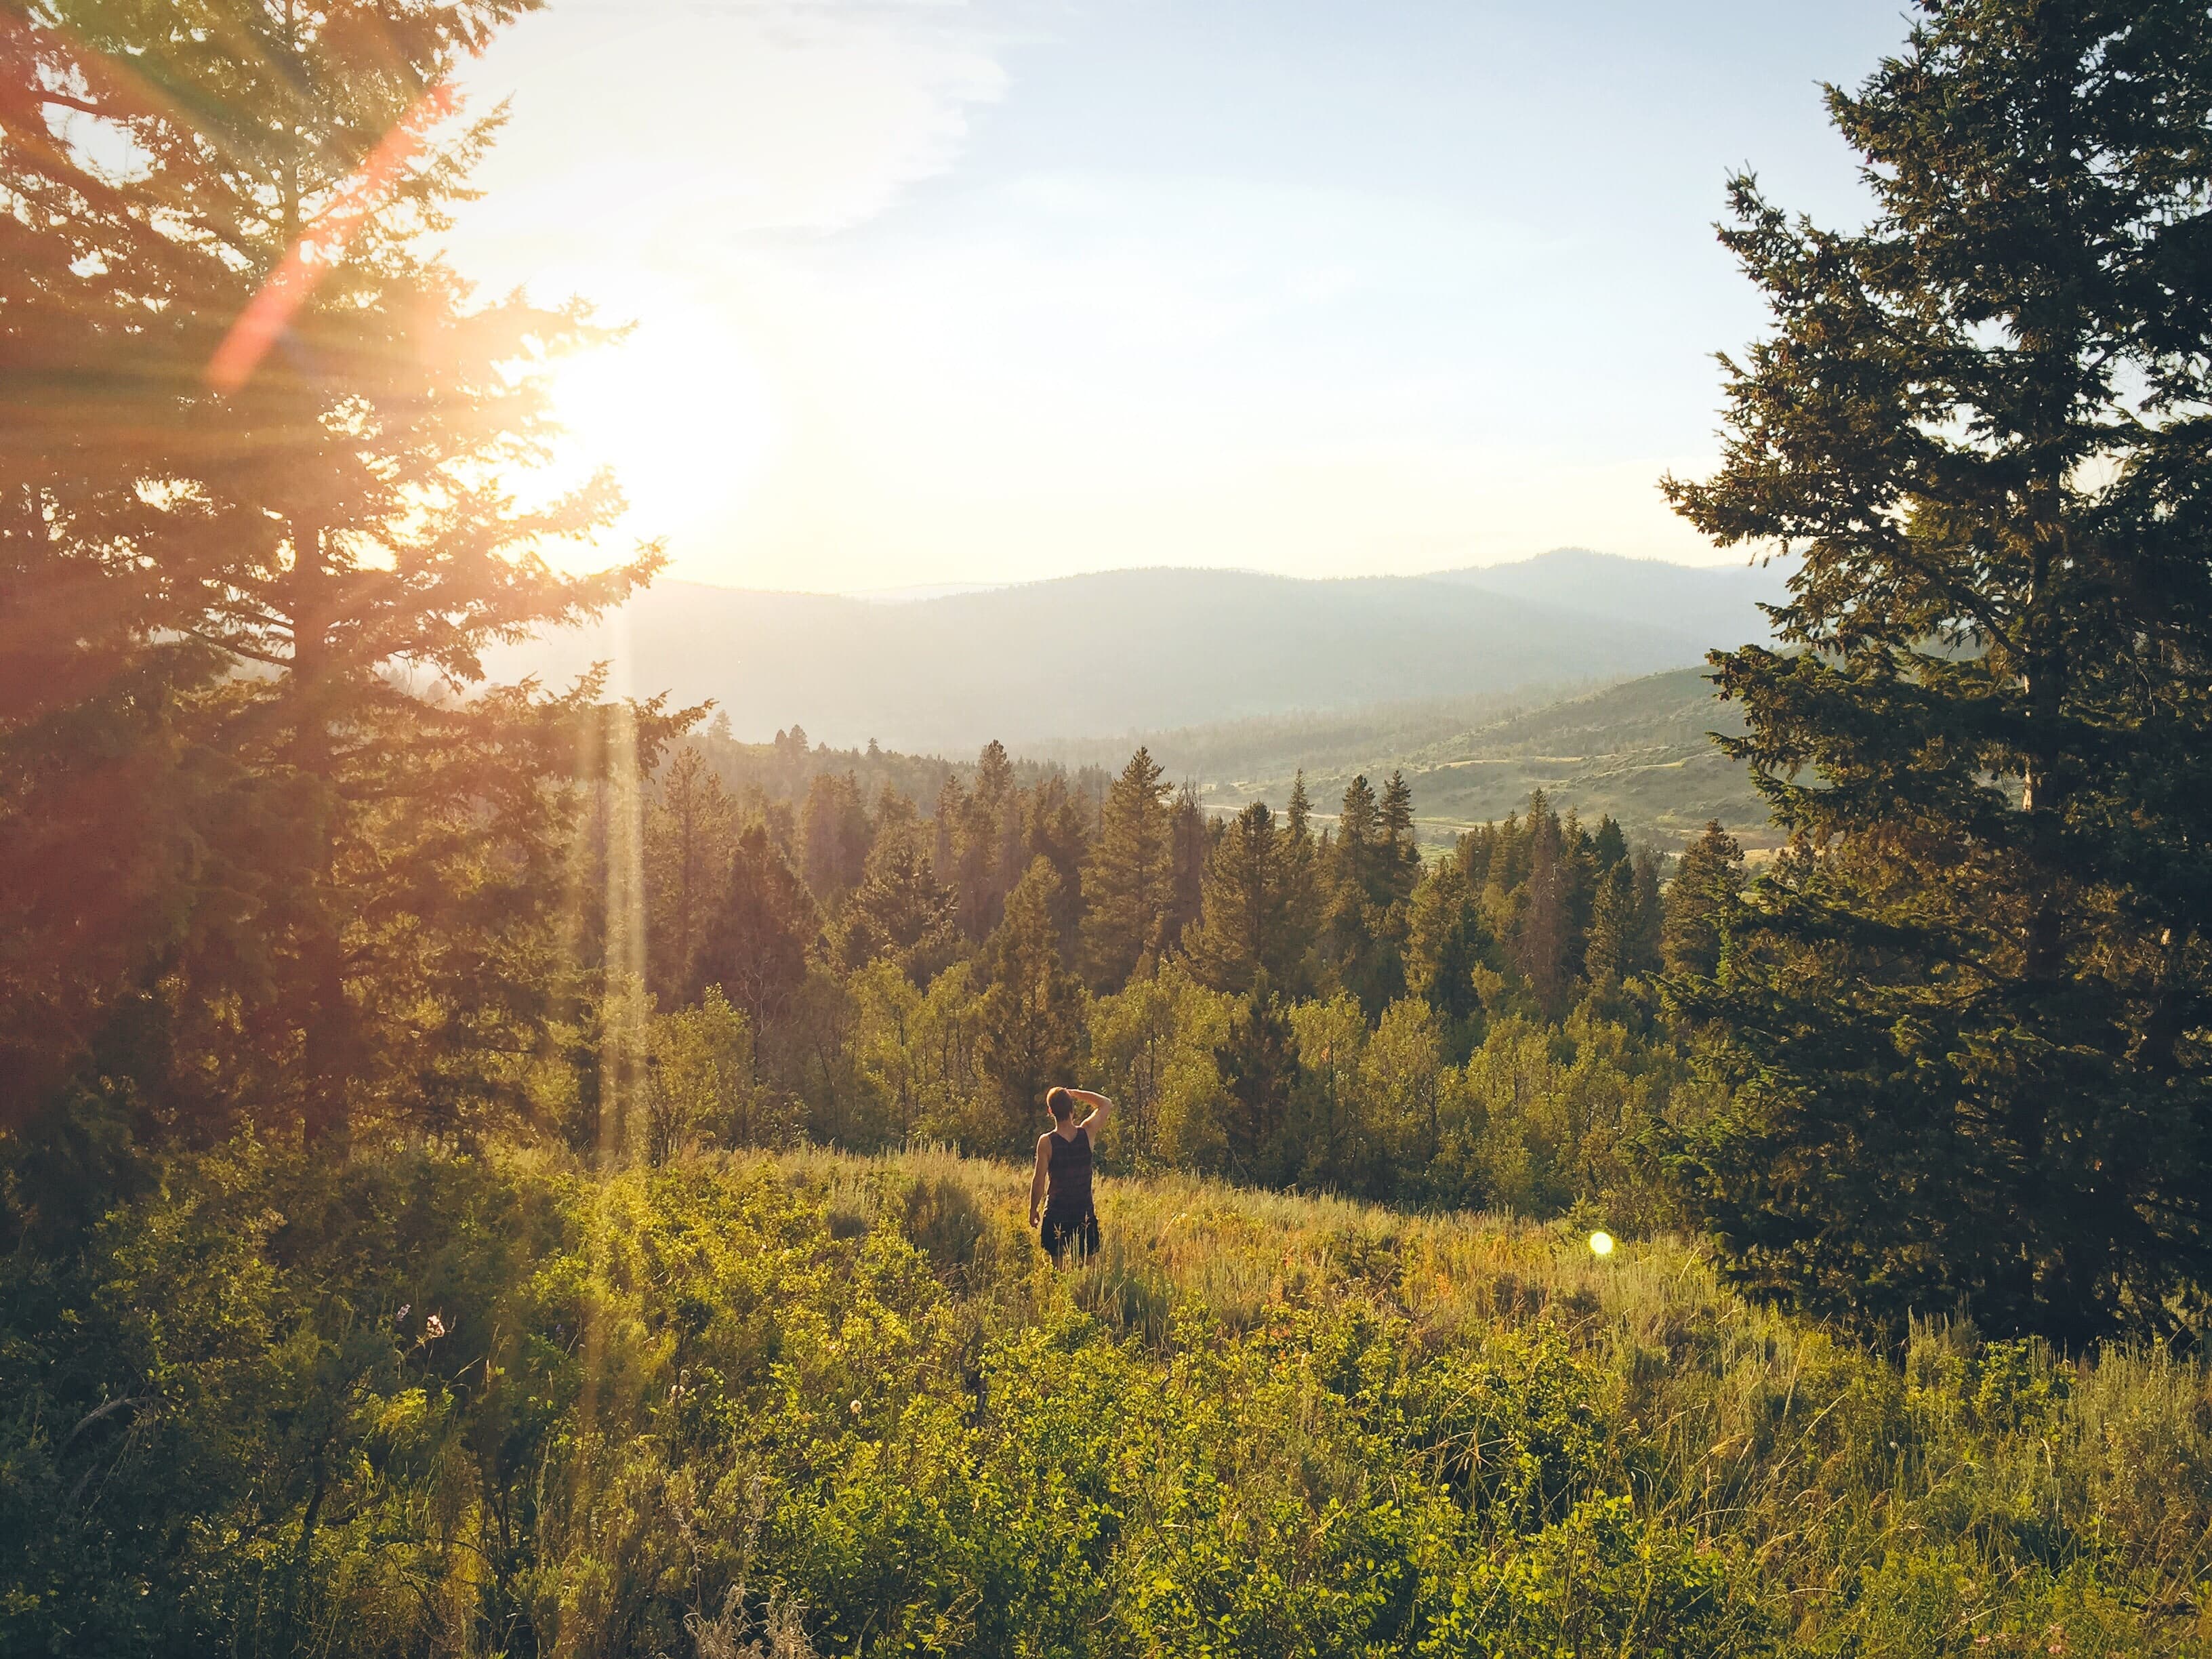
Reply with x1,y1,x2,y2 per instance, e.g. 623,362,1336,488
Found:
1040,1206,1100,1263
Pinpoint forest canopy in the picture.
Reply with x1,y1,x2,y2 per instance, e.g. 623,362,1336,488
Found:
6,0,2212,1653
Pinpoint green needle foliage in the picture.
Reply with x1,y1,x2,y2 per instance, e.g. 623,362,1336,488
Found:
1,0,667,1149
1662,0,2212,1345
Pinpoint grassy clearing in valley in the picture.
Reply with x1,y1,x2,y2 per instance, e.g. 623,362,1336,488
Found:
7,1143,2209,1656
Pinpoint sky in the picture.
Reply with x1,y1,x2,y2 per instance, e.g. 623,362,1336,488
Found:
446,0,1912,593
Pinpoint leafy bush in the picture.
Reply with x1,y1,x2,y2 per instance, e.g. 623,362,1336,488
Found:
6,1142,2209,1655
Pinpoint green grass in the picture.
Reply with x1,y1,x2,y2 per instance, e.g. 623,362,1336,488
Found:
7,1141,2209,1656
1192,665,1774,855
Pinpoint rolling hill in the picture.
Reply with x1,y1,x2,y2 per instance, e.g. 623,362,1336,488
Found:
489,550,1788,755
1041,664,1770,855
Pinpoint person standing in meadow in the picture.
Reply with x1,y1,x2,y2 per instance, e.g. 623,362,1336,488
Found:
1031,1086,1112,1263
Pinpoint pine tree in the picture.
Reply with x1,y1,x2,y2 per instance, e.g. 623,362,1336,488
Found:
1,15,245,1124
1511,794,1570,1010
1456,822,1496,892
1332,775,1381,902
1660,822,1743,981
1214,985,1300,1183
647,747,735,1005
798,771,871,912
3,0,658,1141
1406,857,1488,1030
1185,802,1297,994
949,740,1018,940
1023,771,1091,958
836,821,959,985
1166,783,1210,951
1628,851,1666,978
1557,808,1600,980
1282,770,1322,977
1662,0,2212,1340
697,822,819,1029
1377,769,1422,909
976,857,1084,1147
1591,815,1629,876
1080,747,1176,989
932,773,962,889
1584,860,1638,987
1322,774,1408,1014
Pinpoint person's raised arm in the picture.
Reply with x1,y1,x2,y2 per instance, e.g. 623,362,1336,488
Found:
1071,1088,1115,1131
1029,1134,1051,1227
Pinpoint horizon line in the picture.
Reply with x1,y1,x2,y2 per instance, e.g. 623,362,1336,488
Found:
630,545,1785,602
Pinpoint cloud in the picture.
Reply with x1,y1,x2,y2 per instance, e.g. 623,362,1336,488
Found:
448,0,1007,293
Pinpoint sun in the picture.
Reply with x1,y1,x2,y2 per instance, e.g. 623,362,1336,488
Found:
536,291,779,551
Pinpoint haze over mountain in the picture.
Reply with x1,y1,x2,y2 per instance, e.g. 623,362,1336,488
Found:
493,549,1790,754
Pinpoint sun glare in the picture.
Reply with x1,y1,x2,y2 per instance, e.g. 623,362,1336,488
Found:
537,295,779,553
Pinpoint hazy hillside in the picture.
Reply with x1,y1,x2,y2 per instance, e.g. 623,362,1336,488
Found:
491,550,1786,754
1173,665,1770,853
1028,680,1608,781
1431,546,1788,639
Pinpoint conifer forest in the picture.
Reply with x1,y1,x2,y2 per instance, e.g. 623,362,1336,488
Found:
5,1,2212,1654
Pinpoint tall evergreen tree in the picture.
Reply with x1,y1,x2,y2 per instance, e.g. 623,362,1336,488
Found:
1286,771,1313,844
1584,860,1639,988
1,0,657,1141
1322,774,1408,1014
1185,802,1298,994
1282,769,1323,974
1166,783,1210,949
798,770,871,912
1023,771,1092,959
1406,857,1489,1031
697,822,818,1030
1377,769,1422,909
948,739,1019,940
1660,822,1744,981
647,747,735,1005
1662,0,2212,1340
1590,815,1629,876
1,12,244,1124
1215,984,1300,1183
932,772,963,894
1331,774,1382,903
836,821,958,985
1629,850,1666,978
1080,746,1176,989
1511,794,1571,1010
976,857,1084,1147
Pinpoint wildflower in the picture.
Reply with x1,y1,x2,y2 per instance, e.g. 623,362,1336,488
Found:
394,1304,411,1326
849,1399,861,1414
424,1313,447,1340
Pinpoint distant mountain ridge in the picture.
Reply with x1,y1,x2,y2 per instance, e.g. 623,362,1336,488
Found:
489,549,1790,754
1428,547,1789,637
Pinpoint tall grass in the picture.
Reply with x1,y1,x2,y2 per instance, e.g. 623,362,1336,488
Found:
808,1146,2212,1654
7,1137,2209,1655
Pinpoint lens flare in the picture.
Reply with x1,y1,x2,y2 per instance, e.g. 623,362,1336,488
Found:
206,80,462,393
1588,1230,1616,1257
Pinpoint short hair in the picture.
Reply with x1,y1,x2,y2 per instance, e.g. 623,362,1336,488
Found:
1045,1086,1076,1120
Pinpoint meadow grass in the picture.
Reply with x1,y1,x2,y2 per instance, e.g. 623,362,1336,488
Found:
782,1143,2212,1655
11,1136,2211,1656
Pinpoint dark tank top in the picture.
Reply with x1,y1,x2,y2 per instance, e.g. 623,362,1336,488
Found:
1045,1126,1093,1213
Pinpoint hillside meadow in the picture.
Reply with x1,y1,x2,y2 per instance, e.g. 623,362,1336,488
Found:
1189,666,1773,856
9,1141,2209,1657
